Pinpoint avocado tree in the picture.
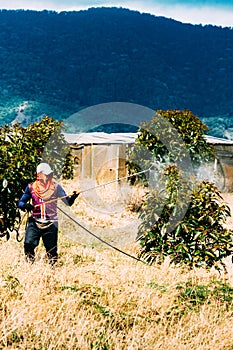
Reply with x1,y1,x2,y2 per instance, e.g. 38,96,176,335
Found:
128,109,215,176
128,109,232,268
0,116,73,240
137,165,233,269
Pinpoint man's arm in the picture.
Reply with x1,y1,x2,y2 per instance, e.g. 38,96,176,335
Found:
57,184,79,206
17,185,33,211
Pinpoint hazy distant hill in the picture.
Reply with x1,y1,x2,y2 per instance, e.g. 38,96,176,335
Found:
0,7,233,137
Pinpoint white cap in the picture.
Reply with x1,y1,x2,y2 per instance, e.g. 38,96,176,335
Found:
36,163,53,175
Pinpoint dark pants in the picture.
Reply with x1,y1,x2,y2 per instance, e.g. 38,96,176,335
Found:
24,219,58,264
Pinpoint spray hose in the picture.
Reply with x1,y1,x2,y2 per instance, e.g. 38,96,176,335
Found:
57,205,148,265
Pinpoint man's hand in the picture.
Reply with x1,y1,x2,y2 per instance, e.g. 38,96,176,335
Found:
69,191,79,206
24,203,34,212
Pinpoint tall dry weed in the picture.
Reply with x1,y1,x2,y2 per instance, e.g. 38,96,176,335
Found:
1,182,233,349
0,233,233,349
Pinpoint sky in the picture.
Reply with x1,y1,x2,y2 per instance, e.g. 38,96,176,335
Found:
0,0,232,28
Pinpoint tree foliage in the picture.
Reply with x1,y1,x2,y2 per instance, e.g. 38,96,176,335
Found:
128,109,215,174
0,8,233,136
138,165,233,269
0,116,73,240
128,109,232,269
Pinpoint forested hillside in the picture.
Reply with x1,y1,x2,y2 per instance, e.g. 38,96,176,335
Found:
0,7,233,137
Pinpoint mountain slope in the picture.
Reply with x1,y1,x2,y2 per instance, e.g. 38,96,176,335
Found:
0,7,233,137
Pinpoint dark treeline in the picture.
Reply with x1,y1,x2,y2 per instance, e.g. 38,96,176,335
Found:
0,7,233,136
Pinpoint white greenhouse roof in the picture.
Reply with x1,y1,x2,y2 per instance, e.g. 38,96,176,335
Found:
205,135,233,145
63,132,138,144
63,132,233,145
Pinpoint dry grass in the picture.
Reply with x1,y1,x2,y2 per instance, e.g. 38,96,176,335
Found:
1,183,233,349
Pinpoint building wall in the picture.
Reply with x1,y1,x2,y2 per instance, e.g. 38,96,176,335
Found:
215,145,233,192
70,143,129,183
70,142,233,192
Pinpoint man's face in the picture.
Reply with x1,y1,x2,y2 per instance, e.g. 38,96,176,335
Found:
36,172,48,184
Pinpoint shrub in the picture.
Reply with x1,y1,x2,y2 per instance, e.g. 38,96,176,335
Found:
137,165,233,269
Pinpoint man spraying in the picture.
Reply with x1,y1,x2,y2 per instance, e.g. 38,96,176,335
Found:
18,163,79,265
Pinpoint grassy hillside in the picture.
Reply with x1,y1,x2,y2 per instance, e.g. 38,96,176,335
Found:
1,184,233,349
